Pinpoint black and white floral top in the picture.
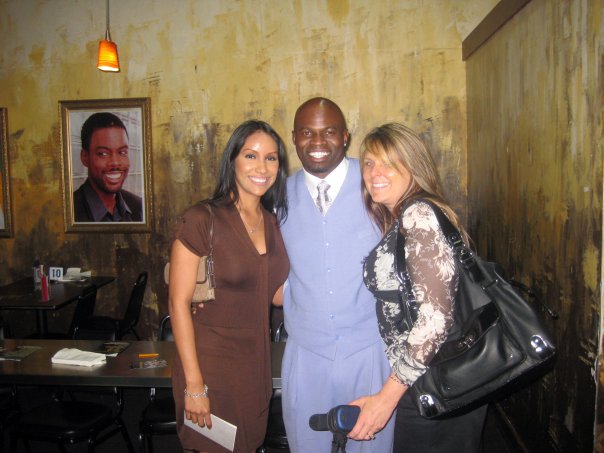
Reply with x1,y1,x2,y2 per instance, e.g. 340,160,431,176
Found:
363,200,457,386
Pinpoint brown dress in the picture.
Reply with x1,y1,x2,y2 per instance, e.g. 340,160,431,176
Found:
172,201,289,452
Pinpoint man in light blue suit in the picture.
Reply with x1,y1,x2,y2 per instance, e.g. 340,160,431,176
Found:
280,97,394,452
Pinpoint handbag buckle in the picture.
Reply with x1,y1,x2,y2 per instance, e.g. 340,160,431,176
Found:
457,334,475,351
458,248,475,267
205,255,216,289
530,335,554,358
418,394,438,418
448,232,465,249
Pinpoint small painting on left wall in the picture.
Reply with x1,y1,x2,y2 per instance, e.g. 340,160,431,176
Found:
0,108,13,238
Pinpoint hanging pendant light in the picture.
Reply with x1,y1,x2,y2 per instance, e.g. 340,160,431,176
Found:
97,0,120,72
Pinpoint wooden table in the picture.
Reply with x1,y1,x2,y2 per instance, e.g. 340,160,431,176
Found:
0,338,285,389
0,276,114,337
0,339,173,387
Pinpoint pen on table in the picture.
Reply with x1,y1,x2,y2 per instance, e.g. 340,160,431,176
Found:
138,353,159,359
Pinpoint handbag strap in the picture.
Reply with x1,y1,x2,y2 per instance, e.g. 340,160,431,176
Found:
394,220,420,326
395,198,484,337
414,199,488,287
413,199,558,319
205,203,214,256
204,203,215,288
396,198,488,290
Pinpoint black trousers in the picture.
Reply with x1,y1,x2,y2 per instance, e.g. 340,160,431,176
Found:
393,392,488,453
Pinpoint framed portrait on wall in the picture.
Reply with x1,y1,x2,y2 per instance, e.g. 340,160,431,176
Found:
60,98,153,233
0,108,13,238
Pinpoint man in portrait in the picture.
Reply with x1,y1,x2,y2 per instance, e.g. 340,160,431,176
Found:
73,112,143,222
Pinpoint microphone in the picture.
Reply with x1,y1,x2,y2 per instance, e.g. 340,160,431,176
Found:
309,405,361,434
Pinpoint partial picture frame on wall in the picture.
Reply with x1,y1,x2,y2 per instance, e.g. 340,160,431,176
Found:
60,98,153,233
0,108,13,238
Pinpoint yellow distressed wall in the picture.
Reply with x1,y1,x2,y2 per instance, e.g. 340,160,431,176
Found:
0,0,497,337
466,1,603,451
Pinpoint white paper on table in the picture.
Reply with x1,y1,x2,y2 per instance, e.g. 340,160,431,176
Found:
51,348,106,367
184,411,237,451
57,268,91,281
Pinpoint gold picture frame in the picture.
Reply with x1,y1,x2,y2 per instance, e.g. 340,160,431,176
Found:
0,108,13,238
60,98,153,233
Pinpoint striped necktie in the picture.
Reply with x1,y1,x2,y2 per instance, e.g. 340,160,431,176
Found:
316,180,331,215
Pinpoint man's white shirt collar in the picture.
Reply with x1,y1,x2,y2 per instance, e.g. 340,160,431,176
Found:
303,157,349,206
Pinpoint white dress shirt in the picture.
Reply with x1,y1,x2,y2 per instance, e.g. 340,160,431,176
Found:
302,157,349,215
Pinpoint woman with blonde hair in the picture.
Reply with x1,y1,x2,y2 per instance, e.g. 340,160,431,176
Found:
348,122,486,452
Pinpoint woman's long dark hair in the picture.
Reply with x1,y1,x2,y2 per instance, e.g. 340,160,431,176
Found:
209,120,288,223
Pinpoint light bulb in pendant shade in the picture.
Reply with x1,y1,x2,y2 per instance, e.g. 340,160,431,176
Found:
97,36,120,72
97,0,120,72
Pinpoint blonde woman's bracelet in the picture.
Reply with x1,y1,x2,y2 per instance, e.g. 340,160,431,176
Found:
184,384,208,398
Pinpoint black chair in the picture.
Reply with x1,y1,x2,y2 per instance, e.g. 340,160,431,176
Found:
0,315,11,340
259,388,289,452
259,322,289,451
80,272,148,340
8,385,135,453
41,285,98,339
0,313,15,444
73,327,117,341
0,386,18,453
273,321,288,343
138,315,176,453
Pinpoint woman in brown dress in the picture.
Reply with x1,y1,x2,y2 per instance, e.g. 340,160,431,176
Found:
168,120,290,452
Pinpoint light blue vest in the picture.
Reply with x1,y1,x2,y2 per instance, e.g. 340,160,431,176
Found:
281,159,382,360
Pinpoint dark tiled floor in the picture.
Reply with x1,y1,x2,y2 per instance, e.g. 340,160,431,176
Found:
3,386,518,453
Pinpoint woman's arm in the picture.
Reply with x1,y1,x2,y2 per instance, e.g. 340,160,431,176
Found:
272,283,284,306
168,239,212,428
390,202,455,382
348,202,456,439
348,375,408,441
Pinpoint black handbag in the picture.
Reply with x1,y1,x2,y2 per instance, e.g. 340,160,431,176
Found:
395,199,557,419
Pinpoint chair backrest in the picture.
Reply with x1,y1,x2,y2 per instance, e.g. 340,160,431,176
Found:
73,326,116,341
273,321,288,342
68,285,98,338
120,271,148,334
0,315,10,339
158,315,173,342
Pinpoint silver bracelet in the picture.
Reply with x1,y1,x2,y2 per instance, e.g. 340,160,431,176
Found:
184,384,208,398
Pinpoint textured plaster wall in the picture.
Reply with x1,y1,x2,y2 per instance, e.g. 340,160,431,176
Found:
466,1,603,452
0,0,496,337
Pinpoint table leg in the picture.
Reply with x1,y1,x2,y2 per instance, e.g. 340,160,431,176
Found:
35,312,48,337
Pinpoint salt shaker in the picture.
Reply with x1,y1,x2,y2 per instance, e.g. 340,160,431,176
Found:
33,259,42,290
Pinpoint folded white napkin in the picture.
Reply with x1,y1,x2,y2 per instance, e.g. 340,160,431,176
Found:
51,348,107,367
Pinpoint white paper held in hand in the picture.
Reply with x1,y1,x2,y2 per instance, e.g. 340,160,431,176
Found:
183,411,237,451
